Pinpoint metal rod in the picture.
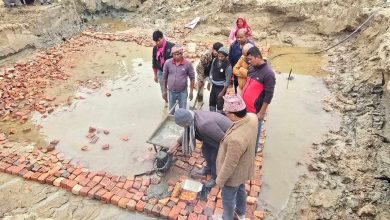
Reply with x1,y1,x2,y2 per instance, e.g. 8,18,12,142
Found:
287,68,292,89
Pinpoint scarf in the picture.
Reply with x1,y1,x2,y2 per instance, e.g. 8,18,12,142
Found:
156,38,167,67
181,111,196,155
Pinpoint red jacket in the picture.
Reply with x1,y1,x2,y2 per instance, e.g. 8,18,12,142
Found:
241,62,276,113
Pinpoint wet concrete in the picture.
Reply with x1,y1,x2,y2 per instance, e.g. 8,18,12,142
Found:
258,73,340,215
32,41,169,176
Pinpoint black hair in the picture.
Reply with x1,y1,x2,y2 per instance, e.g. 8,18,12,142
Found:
232,108,247,118
247,46,263,59
213,42,223,51
152,30,164,41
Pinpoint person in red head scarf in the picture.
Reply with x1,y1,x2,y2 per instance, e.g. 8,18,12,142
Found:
228,17,253,44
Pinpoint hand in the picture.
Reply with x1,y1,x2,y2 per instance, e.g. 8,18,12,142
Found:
197,81,204,90
154,75,158,83
257,112,265,121
162,91,168,102
167,141,180,154
217,91,224,99
189,92,193,101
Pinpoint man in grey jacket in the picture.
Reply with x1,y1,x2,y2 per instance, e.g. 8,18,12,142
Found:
169,108,232,187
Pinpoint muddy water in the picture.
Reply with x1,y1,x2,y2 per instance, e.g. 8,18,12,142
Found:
269,46,327,76
32,42,169,176
258,73,340,215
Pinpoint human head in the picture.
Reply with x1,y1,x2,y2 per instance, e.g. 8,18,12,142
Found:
171,45,184,62
236,28,248,45
236,17,246,28
242,43,254,56
174,108,193,127
223,94,247,121
217,47,229,61
212,42,223,57
246,46,264,67
153,30,164,47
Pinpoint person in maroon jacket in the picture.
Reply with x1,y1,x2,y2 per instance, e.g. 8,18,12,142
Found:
241,46,276,153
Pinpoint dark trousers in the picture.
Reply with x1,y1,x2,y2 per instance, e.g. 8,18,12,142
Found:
233,75,239,94
209,84,224,111
202,141,218,179
222,183,246,219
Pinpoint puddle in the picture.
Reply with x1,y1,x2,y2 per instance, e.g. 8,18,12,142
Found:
258,73,340,215
269,46,326,76
33,42,170,176
87,18,131,32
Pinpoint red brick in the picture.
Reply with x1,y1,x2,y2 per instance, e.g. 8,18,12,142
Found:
188,213,198,220
111,186,121,195
140,185,148,193
116,189,128,198
45,175,57,185
188,157,197,166
216,199,223,209
135,200,146,212
203,207,213,217
142,177,151,186
79,186,91,197
101,191,114,203
144,203,154,214
178,201,186,209
193,205,203,214
125,192,134,199
95,188,108,200
105,181,116,191
31,172,43,181
209,187,219,196
92,175,103,183
197,214,207,220
168,205,182,220
118,197,130,209
23,171,34,180
76,176,90,187
180,209,190,216
65,179,78,191
100,177,112,188
123,180,133,190
87,180,99,188
167,201,176,208
152,204,163,216
126,199,137,211
116,182,125,188
160,206,172,219
214,207,223,215
111,195,122,206
132,180,142,189
12,164,26,175
73,168,82,176
178,216,187,220
132,192,144,201
149,198,158,205
87,185,103,199
37,173,50,184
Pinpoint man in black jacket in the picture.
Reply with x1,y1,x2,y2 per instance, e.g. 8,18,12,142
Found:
152,31,175,102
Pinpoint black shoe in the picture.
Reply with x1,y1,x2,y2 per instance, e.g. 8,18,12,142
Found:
196,167,211,176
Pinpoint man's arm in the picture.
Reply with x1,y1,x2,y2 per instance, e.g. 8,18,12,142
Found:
216,139,245,187
152,47,159,83
218,65,232,98
162,63,169,102
257,73,275,120
188,62,196,101
196,53,208,86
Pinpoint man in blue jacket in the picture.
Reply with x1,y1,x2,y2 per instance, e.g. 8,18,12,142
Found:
229,29,254,93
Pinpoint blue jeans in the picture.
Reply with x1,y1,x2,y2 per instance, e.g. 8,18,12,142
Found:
201,141,218,179
168,90,188,114
255,119,263,153
157,69,165,94
222,183,246,220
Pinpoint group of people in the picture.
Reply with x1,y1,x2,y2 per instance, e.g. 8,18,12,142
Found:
3,0,52,7
152,17,276,220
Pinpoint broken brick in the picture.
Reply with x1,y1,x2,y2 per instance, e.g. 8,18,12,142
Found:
136,200,147,212
152,204,163,216
101,191,114,203
126,199,137,211
160,206,172,219
118,197,130,209
53,177,65,187
102,144,109,150
111,195,122,206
